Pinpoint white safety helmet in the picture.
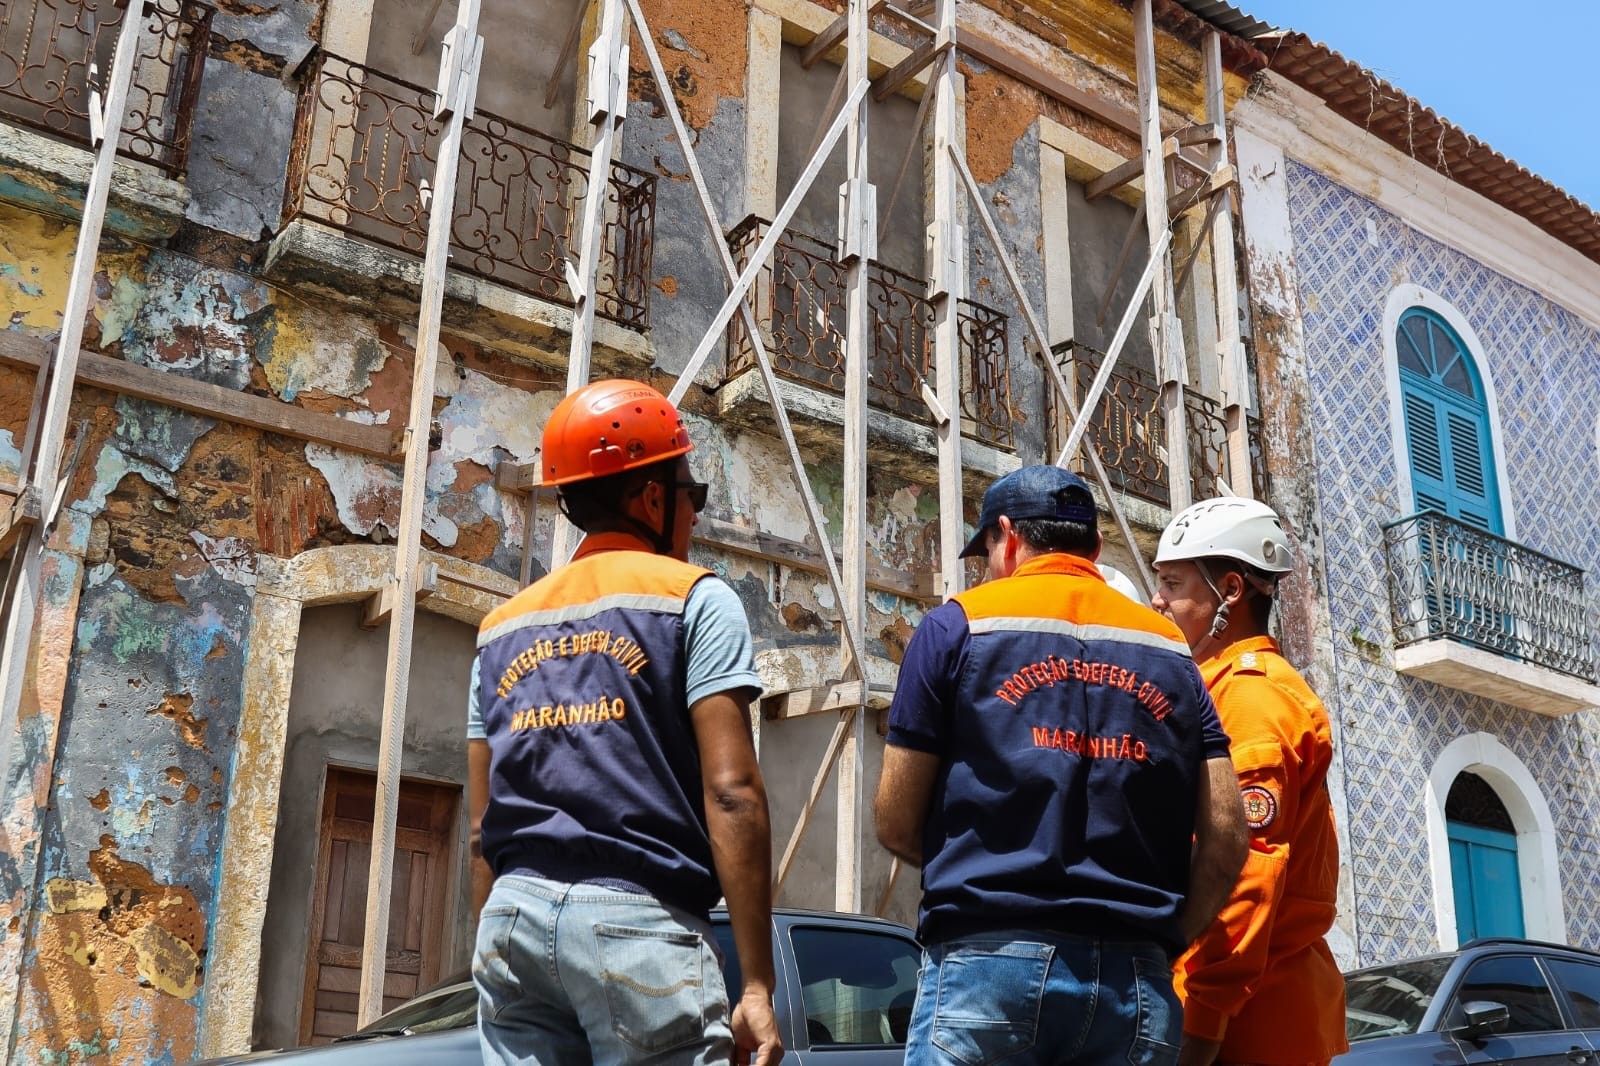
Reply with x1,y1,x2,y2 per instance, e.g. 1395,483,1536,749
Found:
1097,564,1146,605
1155,498,1293,575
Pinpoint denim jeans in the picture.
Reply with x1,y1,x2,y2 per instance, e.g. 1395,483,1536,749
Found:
473,874,733,1065
904,931,1181,1066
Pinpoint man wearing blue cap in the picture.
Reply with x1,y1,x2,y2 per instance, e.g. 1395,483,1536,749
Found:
875,465,1249,1066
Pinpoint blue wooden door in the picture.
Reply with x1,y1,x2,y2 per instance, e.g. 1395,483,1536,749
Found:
1449,820,1524,942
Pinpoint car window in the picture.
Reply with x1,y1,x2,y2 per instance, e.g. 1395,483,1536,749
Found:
1544,959,1600,1028
1344,957,1454,1041
1447,955,1563,1034
711,922,741,1000
789,926,921,1047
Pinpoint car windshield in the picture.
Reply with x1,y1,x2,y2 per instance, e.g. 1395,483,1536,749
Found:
1345,957,1455,1042
353,979,478,1037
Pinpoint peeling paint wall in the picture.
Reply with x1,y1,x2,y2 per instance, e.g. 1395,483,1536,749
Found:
0,0,1243,1058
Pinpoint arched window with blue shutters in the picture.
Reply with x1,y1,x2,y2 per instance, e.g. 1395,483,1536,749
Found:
1396,308,1503,535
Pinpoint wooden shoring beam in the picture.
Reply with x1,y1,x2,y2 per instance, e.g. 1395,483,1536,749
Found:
801,0,887,68
1094,200,1147,329
878,50,938,245
773,708,856,897
1204,31,1251,498
545,0,591,111
949,144,1156,600
554,0,627,568
835,0,873,914
760,679,893,721
875,857,903,916
409,0,446,55
362,561,439,629
358,0,482,1027
1167,164,1234,218
927,0,964,605
0,490,39,561
0,333,403,459
1132,0,1190,514
1177,188,1222,299
872,36,948,102
1175,123,1221,148
880,5,936,36
1086,136,1173,201
1057,227,1174,473
628,0,872,678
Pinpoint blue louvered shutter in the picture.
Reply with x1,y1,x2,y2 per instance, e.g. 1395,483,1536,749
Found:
1402,390,1453,516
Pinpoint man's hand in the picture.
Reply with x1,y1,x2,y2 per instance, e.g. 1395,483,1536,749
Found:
731,987,784,1066
1178,1034,1222,1066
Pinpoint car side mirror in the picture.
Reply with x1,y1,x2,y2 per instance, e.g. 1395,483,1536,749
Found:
1451,1000,1510,1041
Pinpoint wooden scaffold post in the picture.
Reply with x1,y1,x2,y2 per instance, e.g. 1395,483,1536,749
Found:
358,0,483,1026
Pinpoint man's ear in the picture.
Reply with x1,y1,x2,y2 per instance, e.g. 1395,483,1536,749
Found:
1221,569,1248,607
1091,529,1103,562
636,477,666,522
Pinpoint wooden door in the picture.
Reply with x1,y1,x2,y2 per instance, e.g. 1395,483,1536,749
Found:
300,767,460,1044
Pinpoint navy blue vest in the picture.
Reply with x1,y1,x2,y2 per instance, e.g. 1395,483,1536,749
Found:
475,533,719,917
921,555,1222,956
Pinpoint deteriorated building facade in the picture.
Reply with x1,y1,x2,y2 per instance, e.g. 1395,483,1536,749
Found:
1,0,1598,1063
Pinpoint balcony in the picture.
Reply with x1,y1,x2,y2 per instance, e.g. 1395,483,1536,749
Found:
0,0,211,176
1047,342,1267,509
720,217,1016,476
271,51,655,345
1384,510,1600,715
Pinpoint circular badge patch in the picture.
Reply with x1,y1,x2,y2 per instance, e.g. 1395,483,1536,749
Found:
1240,786,1278,831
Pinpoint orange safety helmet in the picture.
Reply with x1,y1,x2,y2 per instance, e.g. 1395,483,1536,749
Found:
540,379,692,487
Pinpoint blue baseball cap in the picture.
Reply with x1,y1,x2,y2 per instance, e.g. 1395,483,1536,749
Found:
959,465,1098,558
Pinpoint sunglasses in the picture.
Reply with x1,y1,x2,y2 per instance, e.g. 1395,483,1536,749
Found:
674,479,709,514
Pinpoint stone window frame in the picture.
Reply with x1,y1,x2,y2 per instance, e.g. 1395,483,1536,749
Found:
1424,730,1566,948
1380,283,1517,540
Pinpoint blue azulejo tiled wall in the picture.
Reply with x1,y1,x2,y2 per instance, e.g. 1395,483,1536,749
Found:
1285,160,1600,964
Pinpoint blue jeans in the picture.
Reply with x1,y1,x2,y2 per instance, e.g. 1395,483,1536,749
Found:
905,931,1181,1066
473,874,733,1065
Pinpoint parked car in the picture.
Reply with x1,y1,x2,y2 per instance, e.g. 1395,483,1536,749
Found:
1339,937,1600,1064
193,908,922,1064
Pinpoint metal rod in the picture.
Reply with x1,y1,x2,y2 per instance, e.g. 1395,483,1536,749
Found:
358,0,482,1026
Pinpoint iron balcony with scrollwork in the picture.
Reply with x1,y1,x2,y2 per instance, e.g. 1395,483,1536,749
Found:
0,0,213,176
723,216,1015,451
1046,341,1266,505
1382,510,1600,714
280,51,656,330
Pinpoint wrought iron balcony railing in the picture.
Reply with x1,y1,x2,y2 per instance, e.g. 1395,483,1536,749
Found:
0,0,212,176
1383,510,1597,683
1048,343,1266,506
282,51,656,330
724,216,1015,450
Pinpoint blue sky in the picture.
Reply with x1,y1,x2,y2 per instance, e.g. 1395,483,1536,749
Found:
1233,1,1600,210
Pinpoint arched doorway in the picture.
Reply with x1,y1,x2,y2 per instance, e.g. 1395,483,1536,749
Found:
1446,771,1524,941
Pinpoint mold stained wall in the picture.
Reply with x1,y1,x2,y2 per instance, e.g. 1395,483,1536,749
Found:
1280,160,1600,964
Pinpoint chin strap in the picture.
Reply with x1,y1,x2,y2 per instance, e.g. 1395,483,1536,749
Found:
1191,559,1281,658
556,485,676,556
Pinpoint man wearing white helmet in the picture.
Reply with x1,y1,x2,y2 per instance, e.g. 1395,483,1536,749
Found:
1152,499,1345,1066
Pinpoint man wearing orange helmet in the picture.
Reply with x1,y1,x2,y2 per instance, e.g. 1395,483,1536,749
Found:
467,379,782,1065
1152,499,1345,1066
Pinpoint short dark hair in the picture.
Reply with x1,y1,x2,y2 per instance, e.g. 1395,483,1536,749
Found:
1012,516,1098,557
558,457,676,532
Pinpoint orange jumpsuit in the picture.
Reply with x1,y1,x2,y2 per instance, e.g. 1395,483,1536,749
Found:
1174,635,1347,1065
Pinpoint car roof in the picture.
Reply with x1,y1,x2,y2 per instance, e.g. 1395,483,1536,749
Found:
1346,938,1600,977
711,906,918,935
